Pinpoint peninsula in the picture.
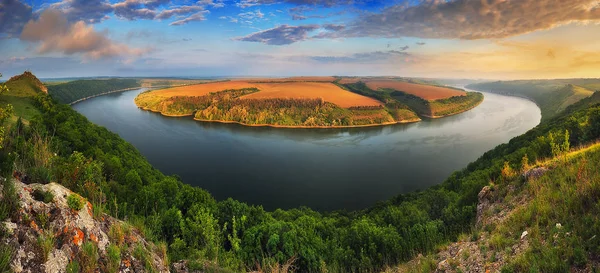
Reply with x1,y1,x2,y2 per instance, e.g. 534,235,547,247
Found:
134,76,483,128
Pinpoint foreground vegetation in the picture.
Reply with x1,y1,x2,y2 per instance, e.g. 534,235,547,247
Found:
3,72,600,272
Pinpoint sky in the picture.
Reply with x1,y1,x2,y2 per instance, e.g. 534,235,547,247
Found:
1,0,600,79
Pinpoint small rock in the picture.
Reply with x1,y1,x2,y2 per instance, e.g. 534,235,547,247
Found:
521,231,528,239
522,167,548,180
437,259,449,271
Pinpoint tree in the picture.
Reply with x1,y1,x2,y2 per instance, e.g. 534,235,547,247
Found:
0,73,13,149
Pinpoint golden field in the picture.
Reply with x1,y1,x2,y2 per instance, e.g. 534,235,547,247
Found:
146,81,382,108
365,80,465,100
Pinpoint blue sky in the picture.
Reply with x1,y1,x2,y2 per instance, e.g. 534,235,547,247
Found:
1,0,600,79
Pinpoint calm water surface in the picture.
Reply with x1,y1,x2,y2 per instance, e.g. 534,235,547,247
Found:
73,88,541,211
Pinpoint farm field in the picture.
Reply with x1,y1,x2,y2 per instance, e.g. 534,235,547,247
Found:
243,76,337,82
365,80,466,100
240,82,382,108
135,77,484,127
145,81,382,108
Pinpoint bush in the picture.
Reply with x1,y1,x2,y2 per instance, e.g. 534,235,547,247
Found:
133,244,155,273
0,178,19,220
80,242,98,273
28,166,51,184
65,260,80,273
37,232,55,262
108,223,125,247
67,194,84,211
32,189,54,203
0,244,14,273
106,244,121,273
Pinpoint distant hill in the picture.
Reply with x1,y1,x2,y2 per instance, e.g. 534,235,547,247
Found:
0,71,46,122
5,71,48,96
467,79,599,121
48,79,141,104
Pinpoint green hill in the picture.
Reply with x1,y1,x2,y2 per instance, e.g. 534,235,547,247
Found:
2,72,600,272
48,78,141,104
467,79,599,121
0,71,45,122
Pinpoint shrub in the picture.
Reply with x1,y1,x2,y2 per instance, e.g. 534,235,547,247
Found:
65,260,80,273
28,166,51,184
0,244,14,273
0,178,19,220
79,242,98,273
106,244,121,273
36,211,49,230
133,244,155,273
32,189,54,203
67,194,84,211
108,223,125,247
37,232,55,262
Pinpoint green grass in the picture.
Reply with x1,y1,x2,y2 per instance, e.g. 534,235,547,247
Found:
80,242,98,273
557,85,594,112
0,95,40,123
37,232,55,262
494,143,600,271
0,244,14,273
0,72,44,123
106,244,121,273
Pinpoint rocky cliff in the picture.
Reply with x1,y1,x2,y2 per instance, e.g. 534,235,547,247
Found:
1,177,169,273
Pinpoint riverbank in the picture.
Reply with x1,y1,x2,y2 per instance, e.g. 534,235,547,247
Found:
420,97,484,119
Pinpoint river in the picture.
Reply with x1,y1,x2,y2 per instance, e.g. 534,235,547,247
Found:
73,88,541,211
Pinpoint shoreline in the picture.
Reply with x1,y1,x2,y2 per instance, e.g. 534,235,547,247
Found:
136,105,423,128
134,96,485,128
420,97,484,119
133,90,484,129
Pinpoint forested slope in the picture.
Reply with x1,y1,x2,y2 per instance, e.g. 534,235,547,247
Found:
2,72,600,272
47,79,140,104
467,80,598,121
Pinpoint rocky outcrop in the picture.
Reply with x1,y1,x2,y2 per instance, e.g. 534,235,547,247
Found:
1,178,169,273
8,71,48,93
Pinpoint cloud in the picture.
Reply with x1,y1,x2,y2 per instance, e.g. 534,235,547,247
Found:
234,24,319,45
50,0,112,23
238,9,264,21
322,24,344,32
20,9,149,60
306,50,410,63
112,0,157,20
0,0,32,38
416,42,426,46
339,0,600,40
292,14,307,20
156,6,206,20
399,45,409,51
170,11,210,26
198,0,225,8
237,0,352,8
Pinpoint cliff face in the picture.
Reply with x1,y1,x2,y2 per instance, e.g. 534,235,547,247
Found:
1,177,169,273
